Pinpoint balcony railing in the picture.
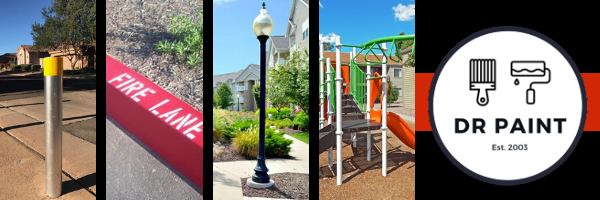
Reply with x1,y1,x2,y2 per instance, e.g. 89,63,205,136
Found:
236,85,246,91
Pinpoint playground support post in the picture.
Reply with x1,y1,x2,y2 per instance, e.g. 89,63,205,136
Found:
45,57,63,198
382,43,388,177
326,58,333,168
320,41,325,129
335,35,343,185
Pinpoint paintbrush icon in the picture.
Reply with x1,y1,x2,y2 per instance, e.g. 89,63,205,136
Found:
470,59,496,106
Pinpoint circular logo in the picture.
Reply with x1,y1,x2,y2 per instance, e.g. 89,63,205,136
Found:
429,26,586,185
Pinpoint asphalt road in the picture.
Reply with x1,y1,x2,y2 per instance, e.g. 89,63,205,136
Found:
106,115,203,199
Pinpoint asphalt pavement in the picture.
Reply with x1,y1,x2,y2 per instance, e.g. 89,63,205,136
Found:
106,115,203,199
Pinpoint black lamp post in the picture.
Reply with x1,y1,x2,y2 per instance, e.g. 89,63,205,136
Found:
248,2,274,188
237,93,241,111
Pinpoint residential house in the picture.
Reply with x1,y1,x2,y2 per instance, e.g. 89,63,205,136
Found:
0,53,17,66
213,64,260,111
40,44,96,70
17,45,50,65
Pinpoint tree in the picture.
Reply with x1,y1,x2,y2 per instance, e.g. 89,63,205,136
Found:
252,83,260,110
322,42,334,51
267,69,289,111
387,79,399,103
376,79,399,105
394,32,413,61
217,83,233,110
31,0,96,70
213,89,218,108
270,48,309,116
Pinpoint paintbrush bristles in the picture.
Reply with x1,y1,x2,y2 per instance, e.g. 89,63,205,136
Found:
470,59,496,83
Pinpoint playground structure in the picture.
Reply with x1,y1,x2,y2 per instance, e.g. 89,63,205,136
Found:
319,34,415,185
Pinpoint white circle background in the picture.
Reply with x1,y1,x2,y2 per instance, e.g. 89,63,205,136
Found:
432,31,583,181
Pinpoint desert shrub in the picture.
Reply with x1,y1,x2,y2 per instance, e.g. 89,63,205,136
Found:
277,118,293,129
277,107,292,119
293,111,308,130
11,64,21,71
22,64,32,71
232,125,259,157
32,64,41,71
265,128,293,157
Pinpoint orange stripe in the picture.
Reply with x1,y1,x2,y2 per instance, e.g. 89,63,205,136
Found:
416,73,600,131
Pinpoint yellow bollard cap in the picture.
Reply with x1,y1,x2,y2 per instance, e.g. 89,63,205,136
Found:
44,57,63,76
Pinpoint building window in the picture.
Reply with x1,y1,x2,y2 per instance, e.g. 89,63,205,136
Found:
394,68,402,77
303,27,309,40
397,88,402,96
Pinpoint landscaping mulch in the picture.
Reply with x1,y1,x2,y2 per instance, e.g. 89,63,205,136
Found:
241,173,309,200
213,142,252,162
106,0,203,112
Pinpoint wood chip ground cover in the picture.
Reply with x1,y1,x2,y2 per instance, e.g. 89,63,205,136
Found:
106,0,203,112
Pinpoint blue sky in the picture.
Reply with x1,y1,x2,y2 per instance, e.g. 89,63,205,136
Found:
0,0,51,55
319,0,415,52
213,0,291,75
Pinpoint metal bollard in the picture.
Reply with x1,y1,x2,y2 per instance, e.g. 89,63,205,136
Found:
45,57,63,198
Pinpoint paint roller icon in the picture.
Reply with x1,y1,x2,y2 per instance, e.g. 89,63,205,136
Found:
511,61,551,104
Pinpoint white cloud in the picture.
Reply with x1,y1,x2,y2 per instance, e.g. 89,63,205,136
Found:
319,33,338,43
214,0,236,4
319,1,323,8
392,3,415,21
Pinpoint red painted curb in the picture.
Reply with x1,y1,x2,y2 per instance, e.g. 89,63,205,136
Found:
106,55,203,189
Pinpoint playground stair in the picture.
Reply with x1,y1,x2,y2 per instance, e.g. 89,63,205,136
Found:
319,94,382,155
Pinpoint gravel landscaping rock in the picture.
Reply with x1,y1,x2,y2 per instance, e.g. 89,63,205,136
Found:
241,173,309,200
106,0,203,112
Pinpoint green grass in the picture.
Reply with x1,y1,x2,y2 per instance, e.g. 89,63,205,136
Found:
288,133,309,144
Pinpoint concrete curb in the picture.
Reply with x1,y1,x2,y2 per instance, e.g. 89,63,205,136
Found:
106,55,204,189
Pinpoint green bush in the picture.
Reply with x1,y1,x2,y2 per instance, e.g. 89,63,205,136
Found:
277,118,293,129
22,64,32,71
232,125,259,158
241,109,246,112
277,107,292,119
232,125,293,158
293,111,309,130
265,129,293,157
255,109,260,116
266,108,278,118
32,64,41,72
231,120,257,132
10,64,21,71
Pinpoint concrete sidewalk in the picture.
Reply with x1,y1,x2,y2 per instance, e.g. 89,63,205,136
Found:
213,134,309,199
0,89,96,199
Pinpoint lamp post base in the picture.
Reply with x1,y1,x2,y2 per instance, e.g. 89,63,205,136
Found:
247,179,275,189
